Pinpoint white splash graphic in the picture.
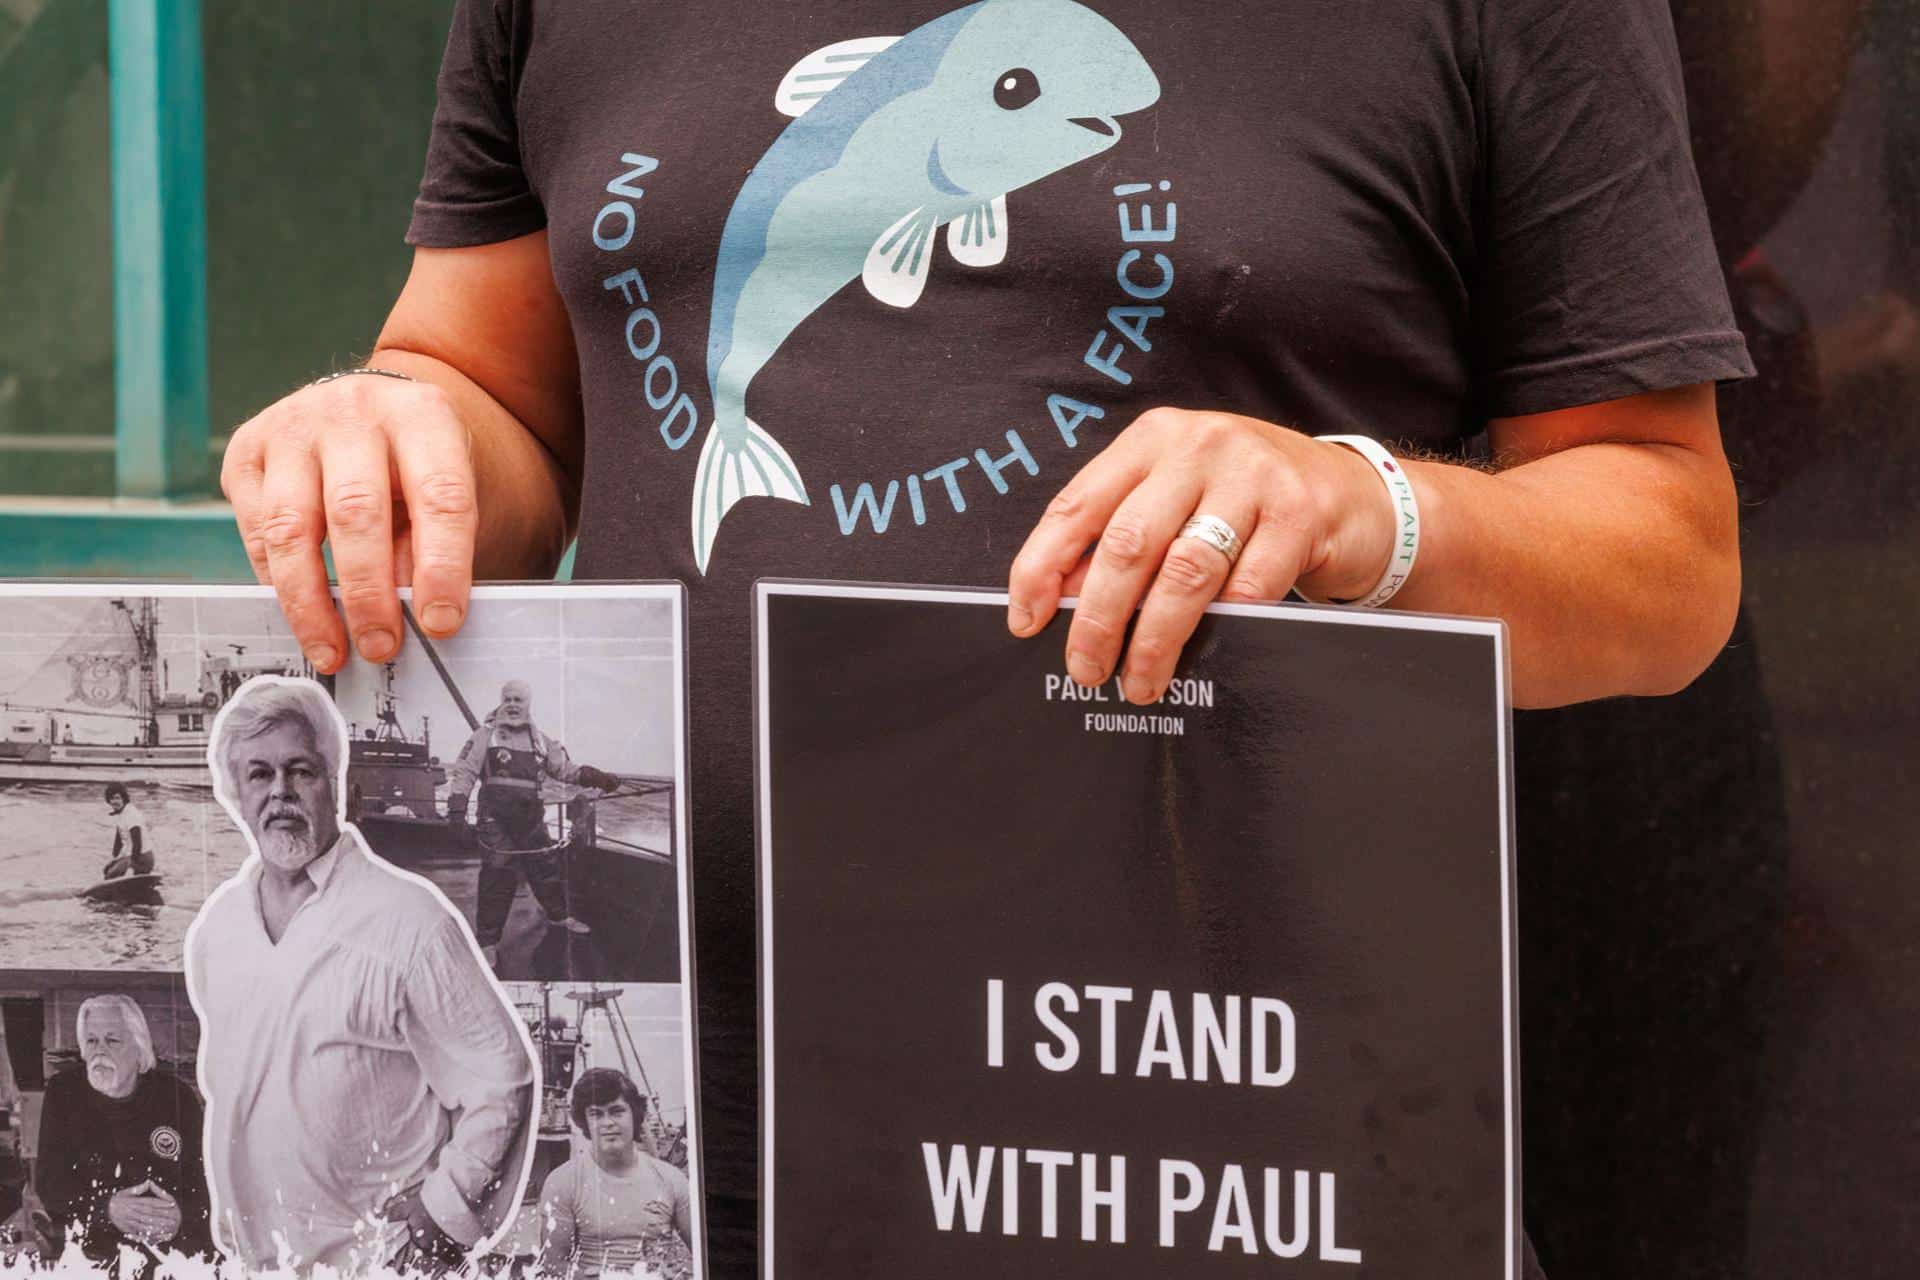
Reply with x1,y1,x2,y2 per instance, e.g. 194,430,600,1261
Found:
0,1232,677,1279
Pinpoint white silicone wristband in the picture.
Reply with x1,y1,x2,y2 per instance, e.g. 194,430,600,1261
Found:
1313,434,1420,608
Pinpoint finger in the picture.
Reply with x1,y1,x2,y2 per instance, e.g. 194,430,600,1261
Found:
390,389,477,639
1058,558,1093,599
220,430,272,584
1218,519,1314,608
257,432,347,673
1007,436,1156,637
1064,467,1206,688
123,1206,165,1233
319,427,404,662
1120,499,1261,703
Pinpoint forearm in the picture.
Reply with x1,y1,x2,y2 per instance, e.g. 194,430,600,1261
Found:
1009,385,1741,712
418,1076,533,1244
366,347,574,580
1391,438,1739,707
408,925,536,1243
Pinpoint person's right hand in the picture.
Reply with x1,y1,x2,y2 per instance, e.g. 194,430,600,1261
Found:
222,371,478,673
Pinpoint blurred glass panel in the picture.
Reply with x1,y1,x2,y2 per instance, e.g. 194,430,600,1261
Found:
0,0,113,498
1736,8,1920,1274
202,0,455,442
1523,2,1920,1277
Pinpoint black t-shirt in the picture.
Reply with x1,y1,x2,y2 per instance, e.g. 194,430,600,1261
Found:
34,1066,212,1259
409,2,1749,1273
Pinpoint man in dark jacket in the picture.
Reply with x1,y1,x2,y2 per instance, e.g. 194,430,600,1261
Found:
34,994,210,1262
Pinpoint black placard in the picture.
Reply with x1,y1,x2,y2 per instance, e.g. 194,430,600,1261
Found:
756,582,1517,1279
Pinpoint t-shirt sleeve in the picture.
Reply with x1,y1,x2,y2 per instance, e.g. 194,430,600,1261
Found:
407,0,546,248
1473,0,1754,417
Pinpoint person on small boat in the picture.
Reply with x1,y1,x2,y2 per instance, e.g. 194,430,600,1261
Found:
445,680,620,968
537,1068,692,1278
100,783,154,880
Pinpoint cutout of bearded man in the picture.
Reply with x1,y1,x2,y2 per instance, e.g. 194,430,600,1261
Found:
185,676,536,1272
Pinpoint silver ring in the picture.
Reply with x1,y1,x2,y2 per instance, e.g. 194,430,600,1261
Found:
1176,514,1244,566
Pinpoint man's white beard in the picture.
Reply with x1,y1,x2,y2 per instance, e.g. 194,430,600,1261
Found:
259,824,317,872
87,1059,128,1096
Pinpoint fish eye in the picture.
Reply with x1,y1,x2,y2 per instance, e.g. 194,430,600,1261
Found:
993,68,1041,110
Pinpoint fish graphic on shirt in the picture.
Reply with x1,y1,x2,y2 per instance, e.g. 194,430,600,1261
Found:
691,0,1162,571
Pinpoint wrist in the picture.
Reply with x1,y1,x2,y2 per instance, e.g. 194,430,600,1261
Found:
1301,437,1399,602
308,366,417,389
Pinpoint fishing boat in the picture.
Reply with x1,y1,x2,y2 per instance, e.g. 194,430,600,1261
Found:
342,659,446,820
0,598,304,785
0,599,455,822
352,608,682,982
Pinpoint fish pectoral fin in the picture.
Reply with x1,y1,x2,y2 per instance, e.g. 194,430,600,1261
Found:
774,36,900,117
863,207,938,309
946,194,1010,268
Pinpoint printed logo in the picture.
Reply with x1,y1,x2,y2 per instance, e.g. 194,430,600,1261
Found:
68,654,133,708
495,748,513,765
688,0,1163,570
150,1125,181,1160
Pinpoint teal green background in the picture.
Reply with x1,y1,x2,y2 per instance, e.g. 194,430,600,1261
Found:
0,0,453,572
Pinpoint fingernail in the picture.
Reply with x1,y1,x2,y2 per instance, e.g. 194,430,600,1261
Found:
310,645,339,671
1008,603,1033,635
422,602,462,634
1124,676,1156,704
1067,652,1104,686
358,629,396,661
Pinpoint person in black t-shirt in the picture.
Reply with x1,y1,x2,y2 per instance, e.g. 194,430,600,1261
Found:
214,6,1754,1276
33,995,210,1262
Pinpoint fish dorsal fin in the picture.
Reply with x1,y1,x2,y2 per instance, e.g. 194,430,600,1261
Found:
863,207,938,308
775,36,900,117
946,194,1010,268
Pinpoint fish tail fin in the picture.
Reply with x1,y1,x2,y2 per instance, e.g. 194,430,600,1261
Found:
691,417,809,573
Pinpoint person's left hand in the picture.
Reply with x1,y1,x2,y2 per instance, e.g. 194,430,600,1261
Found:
1007,408,1398,703
575,766,620,792
106,1181,181,1243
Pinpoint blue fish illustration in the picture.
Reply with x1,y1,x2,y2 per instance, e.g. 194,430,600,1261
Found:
692,0,1162,571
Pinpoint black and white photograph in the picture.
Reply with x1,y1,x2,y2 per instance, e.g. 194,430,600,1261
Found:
336,589,685,983
0,970,210,1267
0,593,305,972
0,585,687,985
187,673,540,1270
499,981,699,1280
0,582,702,1277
